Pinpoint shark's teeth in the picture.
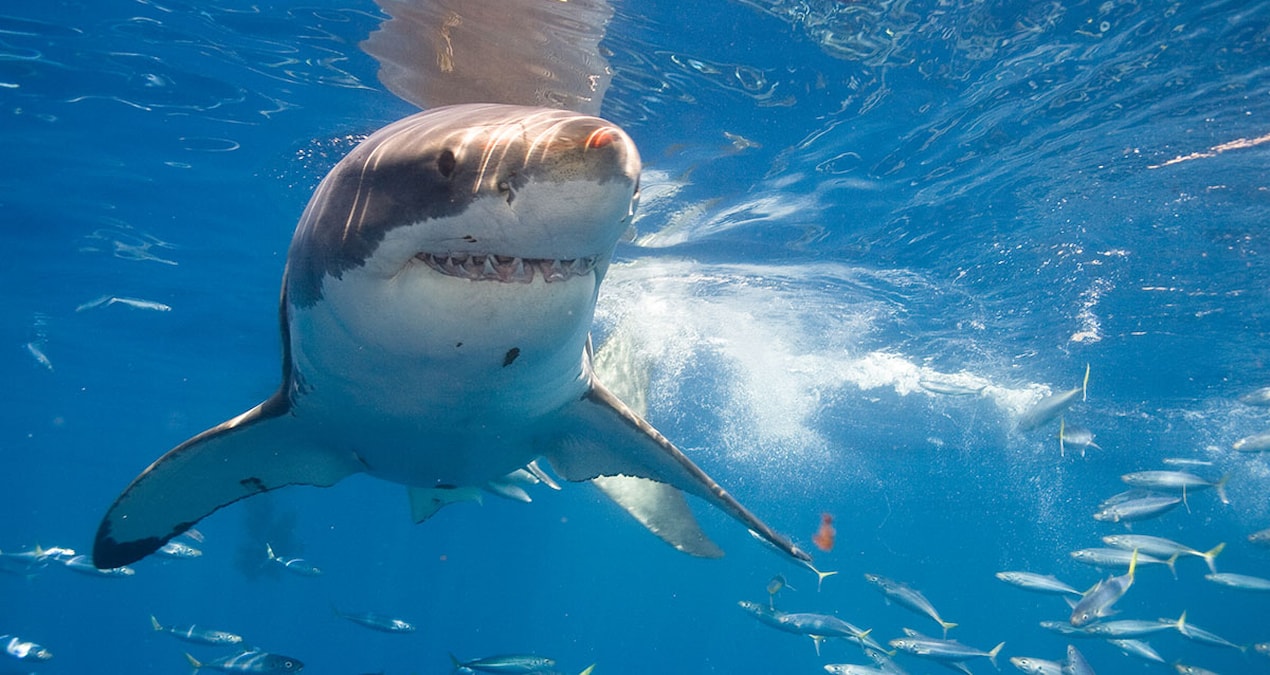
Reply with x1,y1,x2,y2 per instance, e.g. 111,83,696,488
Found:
415,253,597,284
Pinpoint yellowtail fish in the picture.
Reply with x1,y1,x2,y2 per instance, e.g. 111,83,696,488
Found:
864,573,957,637
151,615,243,646
1102,535,1224,573
264,544,321,577
995,571,1082,597
1069,550,1137,626
1009,656,1063,675
1058,418,1100,457
185,649,302,673
889,630,1003,669
449,653,556,673
331,606,415,633
1016,364,1089,432
1233,431,1270,452
1119,470,1229,505
1205,572,1270,591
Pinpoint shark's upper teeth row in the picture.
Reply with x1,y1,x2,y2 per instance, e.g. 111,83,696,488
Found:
415,253,597,283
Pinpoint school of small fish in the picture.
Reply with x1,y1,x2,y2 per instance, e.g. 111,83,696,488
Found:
736,371,1270,674
2,524,595,672
8,359,1270,673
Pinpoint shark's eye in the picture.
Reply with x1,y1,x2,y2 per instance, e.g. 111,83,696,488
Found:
437,149,457,178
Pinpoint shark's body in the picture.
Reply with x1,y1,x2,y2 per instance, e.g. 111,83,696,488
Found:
93,103,809,569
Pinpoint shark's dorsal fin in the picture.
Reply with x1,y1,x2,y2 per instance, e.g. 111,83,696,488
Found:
546,381,810,563
93,395,361,569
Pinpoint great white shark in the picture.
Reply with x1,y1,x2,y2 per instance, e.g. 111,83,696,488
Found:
93,103,811,569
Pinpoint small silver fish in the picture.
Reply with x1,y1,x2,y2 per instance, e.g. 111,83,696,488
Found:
1233,431,1270,452
185,649,303,673
1205,572,1270,591
1093,493,1181,524
1249,527,1270,547
1237,386,1270,406
1009,656,1063,675
264,544,321,577
1069,551,1137,627
1173,611,1244,651
1086,618,1179,639
1101,535,1224,573
158,541,203,558
75,295,173,312
1,634,52,661
449,653,557,673
332,606,416,633
1119,470,1229,505
823,665,892,675
1107,638,1164,663
24,341,53,371
151,615,243,646
61,554,134,577
1175,665,1220,675
1016,365,1089,432
1063,645,1095,675
1058,419,1100,457
995,571,1082,597
889,633,1004,668
1161,457,1214,467
864,573,957,637
1070,547,1173,574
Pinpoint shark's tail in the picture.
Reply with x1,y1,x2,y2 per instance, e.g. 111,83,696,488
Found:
940,620,958,639
185,653,202,674
151,615,163,632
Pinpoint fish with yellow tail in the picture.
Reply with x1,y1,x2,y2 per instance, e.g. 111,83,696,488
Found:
888,629,1003,669
1069,549,1137,627
864,573,957,638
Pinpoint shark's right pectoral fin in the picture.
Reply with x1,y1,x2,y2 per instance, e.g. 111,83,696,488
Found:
591,475,723,558
546,383,811,564
93,395,360,569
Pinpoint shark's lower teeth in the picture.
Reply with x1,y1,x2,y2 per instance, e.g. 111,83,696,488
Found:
415,253,596,283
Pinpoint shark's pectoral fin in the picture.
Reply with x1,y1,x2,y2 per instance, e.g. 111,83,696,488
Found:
93,396,360,569
546,382,811,563
592,475,723,558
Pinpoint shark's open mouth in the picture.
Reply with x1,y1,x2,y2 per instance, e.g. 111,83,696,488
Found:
415,252,597,283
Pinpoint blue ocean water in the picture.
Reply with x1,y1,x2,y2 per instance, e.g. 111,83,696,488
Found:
2,0,1269,672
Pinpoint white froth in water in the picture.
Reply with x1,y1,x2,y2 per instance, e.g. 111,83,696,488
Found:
595,259,1045,475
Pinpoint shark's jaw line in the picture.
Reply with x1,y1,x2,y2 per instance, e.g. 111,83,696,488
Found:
413,251,598,284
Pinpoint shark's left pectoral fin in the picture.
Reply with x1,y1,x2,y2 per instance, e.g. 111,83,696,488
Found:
93,395,360,569
546,382,811,563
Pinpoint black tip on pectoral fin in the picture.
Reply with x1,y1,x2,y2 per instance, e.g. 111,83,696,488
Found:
90,396,359,569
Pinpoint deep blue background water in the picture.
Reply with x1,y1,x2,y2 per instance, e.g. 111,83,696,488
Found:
2,0,1270,673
